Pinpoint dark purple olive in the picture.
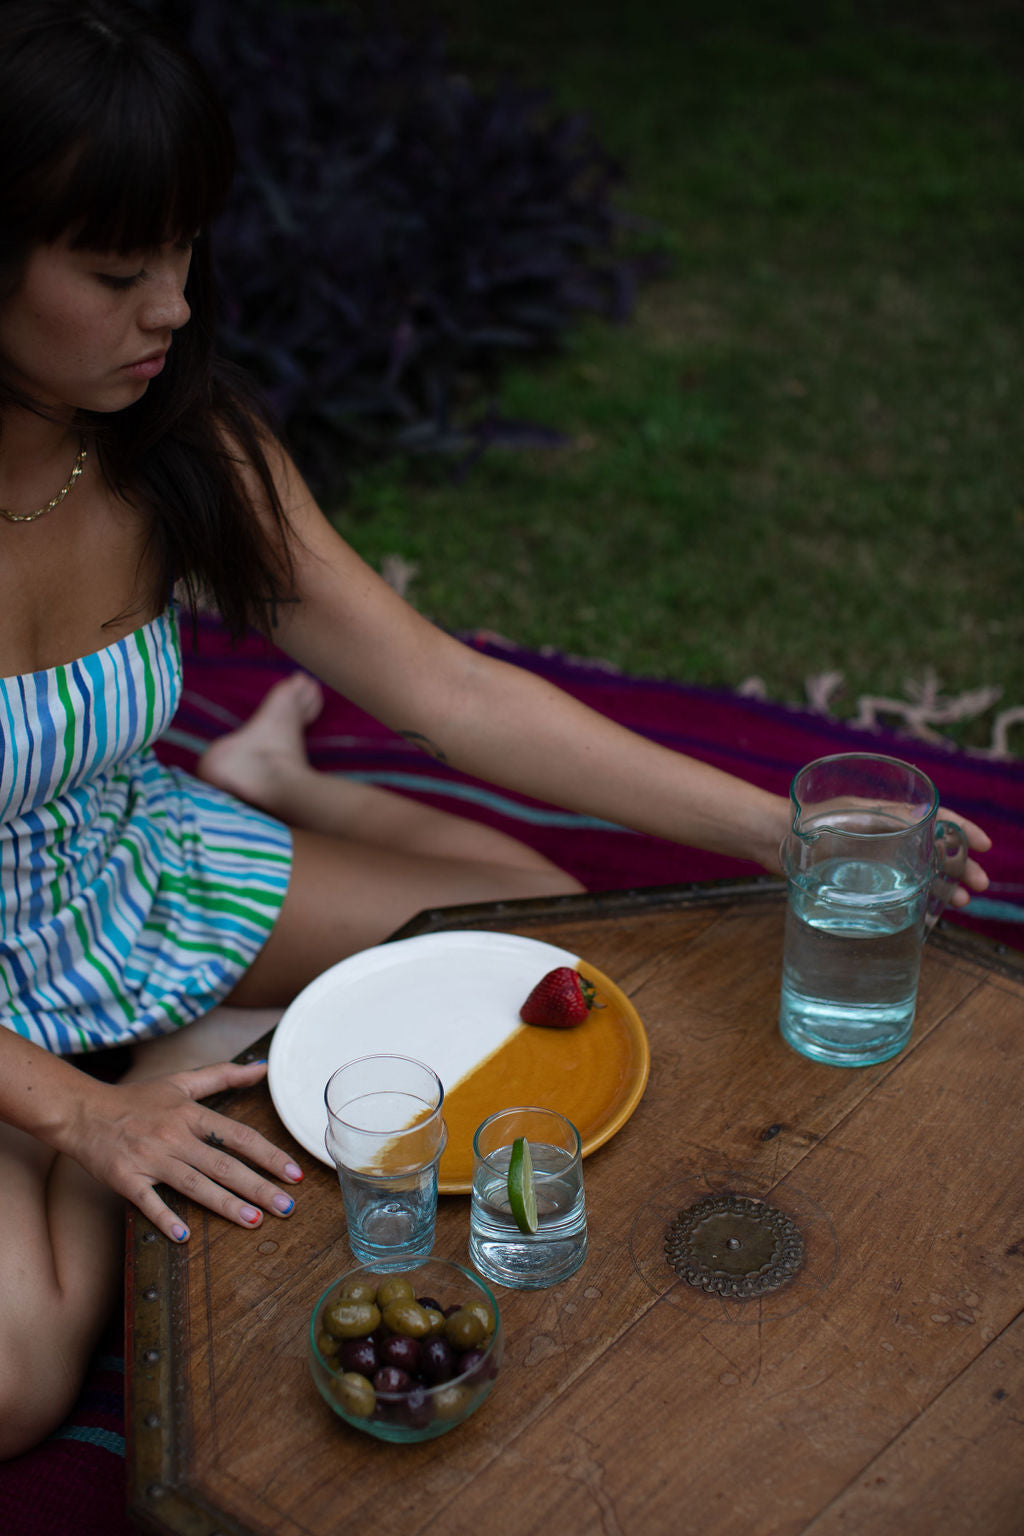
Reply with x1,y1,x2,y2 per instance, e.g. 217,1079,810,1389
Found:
373,1365,412,1396
380,1334,420,1373
419,1336,455,1385
454,1347,488,1382
416,1295,441,1313
340,1337,378,1376
399,1385,433,1431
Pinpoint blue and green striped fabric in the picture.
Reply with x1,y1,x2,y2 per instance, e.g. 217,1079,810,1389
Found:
0,609,292,1054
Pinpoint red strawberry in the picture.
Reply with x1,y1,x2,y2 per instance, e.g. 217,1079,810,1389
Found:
520,966,599,1029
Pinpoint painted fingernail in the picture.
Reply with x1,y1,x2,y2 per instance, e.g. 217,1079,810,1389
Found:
285,1162,303,1181
272,1193,295,1214
240,1205,261,1225
171,1224,189,1242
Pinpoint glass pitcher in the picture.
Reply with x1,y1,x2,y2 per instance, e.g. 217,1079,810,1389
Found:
778,753,968,1067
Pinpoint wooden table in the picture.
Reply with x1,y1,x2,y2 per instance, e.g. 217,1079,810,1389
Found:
127,881,1024,1536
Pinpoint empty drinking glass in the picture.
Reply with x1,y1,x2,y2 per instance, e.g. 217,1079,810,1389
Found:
324,1054,447,1270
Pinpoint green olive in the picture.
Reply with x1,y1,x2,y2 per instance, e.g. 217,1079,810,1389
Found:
316,1329,340,1357
444,1306,486,1351
432,1382,472,1422
375,1275,415,1309
423,1307,446,1338
331,1371,376,1419
381,1298,433,1338
461,1300,495,1338
323,1299,381,1339
337,1278,378,1305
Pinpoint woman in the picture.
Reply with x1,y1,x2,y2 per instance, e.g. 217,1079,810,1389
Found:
0,0,990,1455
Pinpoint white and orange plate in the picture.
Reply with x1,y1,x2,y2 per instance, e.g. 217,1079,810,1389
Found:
267,931,650,1194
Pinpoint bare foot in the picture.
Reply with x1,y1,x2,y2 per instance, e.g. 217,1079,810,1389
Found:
198,672,324,812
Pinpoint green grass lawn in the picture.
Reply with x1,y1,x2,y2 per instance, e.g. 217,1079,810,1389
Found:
329,0,1024,746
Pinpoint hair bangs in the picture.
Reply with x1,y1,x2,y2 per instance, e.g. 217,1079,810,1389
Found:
59,58,235,255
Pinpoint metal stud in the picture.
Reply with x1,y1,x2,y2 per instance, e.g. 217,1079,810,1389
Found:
665,1192,804,1298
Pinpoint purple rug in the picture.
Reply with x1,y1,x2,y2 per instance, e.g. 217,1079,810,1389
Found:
3,617,1020,1535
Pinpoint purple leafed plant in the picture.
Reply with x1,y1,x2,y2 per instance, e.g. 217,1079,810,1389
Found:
147,0,663,482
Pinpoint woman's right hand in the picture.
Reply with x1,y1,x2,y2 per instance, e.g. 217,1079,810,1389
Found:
61,1060,303,1242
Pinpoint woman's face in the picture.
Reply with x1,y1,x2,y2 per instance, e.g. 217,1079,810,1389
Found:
0,234,193,416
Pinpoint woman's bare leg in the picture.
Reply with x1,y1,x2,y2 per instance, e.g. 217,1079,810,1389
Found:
124,1006,284,1080
198,672,581,878
226,824,580,1008
0,1124,123,1458
135,673,583,1064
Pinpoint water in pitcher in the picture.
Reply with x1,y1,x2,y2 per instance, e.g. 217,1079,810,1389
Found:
779,855,929,1066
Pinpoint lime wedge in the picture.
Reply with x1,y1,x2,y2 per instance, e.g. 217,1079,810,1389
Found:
507,1136,538,1235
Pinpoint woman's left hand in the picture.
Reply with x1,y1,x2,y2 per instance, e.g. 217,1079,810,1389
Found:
937,807,992,908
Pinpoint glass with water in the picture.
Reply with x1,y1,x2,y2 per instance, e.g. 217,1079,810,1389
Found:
470,1107,587,1289
324,1054,447,1271
779,753,968,1066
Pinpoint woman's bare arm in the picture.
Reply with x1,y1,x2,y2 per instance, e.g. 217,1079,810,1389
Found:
260,449,991,896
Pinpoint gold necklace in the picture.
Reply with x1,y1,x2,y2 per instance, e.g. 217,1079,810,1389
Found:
0,438,89,524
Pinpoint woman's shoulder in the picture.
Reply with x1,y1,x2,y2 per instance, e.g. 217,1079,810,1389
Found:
213,408,319,541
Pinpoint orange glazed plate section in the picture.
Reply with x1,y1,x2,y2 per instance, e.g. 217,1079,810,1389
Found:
438,955,649,1191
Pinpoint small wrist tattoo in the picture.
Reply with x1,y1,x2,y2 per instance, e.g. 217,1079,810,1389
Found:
398,730,448,763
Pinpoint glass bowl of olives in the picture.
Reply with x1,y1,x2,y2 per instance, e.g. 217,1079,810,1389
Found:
309,1257,503,1442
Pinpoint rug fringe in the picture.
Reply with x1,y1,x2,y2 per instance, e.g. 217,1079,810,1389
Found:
739,669,1020,760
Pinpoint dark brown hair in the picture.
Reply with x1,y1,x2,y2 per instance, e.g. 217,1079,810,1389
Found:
0,0,295,637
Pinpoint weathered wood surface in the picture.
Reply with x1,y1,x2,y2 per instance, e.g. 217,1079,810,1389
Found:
127,882,1024,1536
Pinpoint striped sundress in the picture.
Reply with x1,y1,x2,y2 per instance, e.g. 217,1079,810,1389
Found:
0,608,293,1054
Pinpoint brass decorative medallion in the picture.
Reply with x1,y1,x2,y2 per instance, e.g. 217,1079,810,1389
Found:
665,1193,804,1298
